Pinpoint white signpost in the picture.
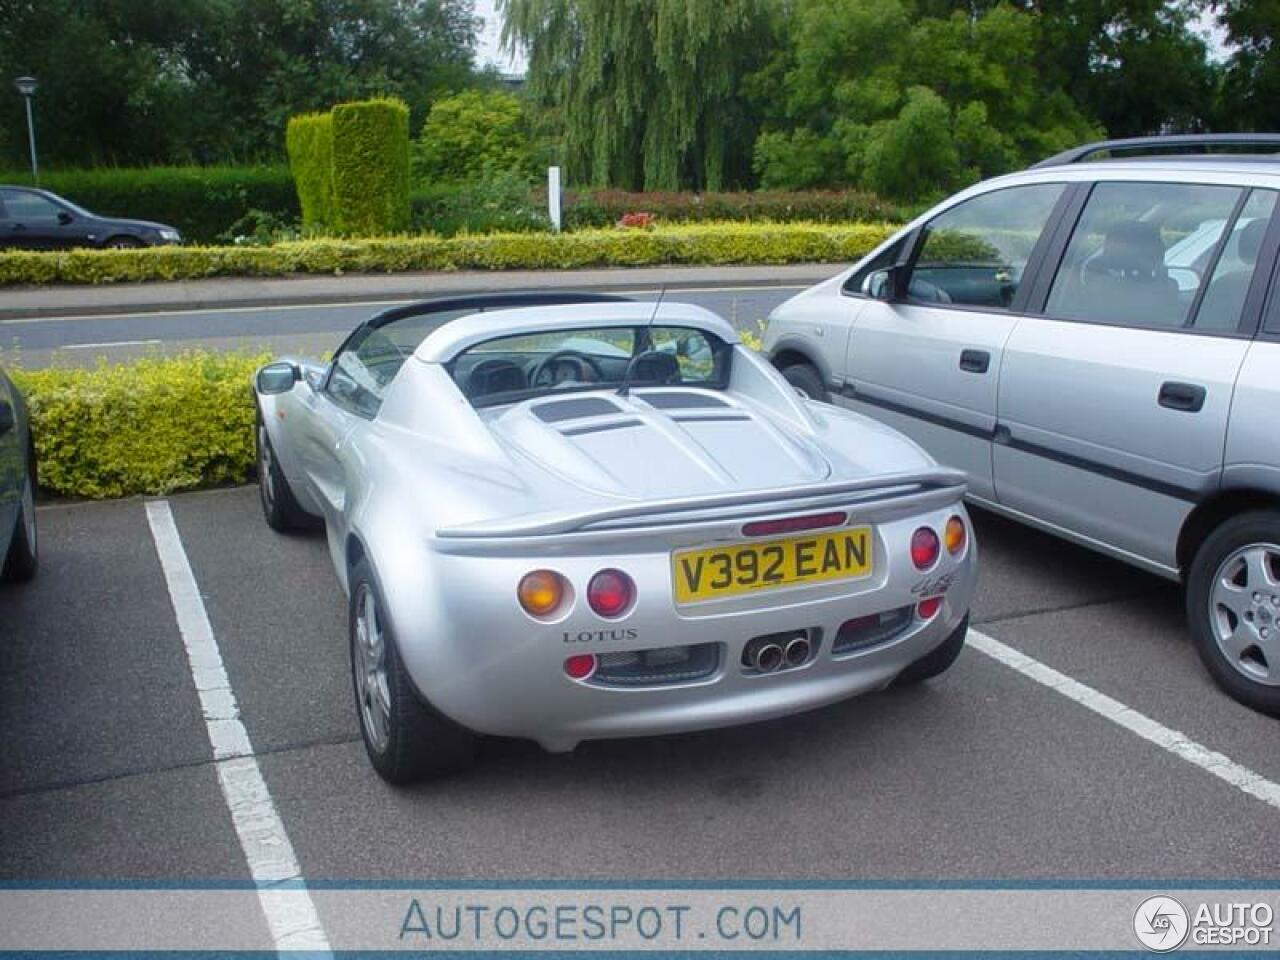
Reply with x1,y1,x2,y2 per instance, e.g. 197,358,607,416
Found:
548,166,562,232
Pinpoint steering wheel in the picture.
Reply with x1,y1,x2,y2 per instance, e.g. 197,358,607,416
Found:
622,350,681,385
530,350,605,387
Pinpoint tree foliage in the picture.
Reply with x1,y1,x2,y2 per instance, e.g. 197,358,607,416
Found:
750,0,1101,200
499,0,772,190
0,0,480,168
413,90,535,183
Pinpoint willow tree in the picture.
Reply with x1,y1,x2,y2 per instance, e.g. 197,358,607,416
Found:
499,0,770,191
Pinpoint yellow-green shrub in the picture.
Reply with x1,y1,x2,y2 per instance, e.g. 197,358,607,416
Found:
332,98,411,235
0,222,896,285
285,112,335,231
9,352,266,499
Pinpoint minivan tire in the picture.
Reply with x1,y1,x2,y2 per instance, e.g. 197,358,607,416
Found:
780,362,829,403
1186,510,1280,716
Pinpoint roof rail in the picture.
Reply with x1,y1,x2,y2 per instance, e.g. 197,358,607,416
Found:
1031,134,1280,169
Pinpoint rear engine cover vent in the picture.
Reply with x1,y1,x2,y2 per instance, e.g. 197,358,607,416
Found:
533,396,622,423
640,392,729,410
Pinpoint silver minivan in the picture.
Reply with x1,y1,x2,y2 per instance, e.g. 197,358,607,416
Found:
764,134,1280,716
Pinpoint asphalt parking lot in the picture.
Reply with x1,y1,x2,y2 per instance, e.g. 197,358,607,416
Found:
1,486,1278,894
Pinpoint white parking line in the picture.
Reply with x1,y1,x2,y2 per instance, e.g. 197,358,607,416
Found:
969,629,1280,812
62,338,163,350
145,500,331,954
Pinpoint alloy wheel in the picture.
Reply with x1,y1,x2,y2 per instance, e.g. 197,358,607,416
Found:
353,583,392,752
257,425,276,508
1209,542,1280,686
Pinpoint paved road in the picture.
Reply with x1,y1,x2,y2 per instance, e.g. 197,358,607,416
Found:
0,271,818,368
3,487,1277,889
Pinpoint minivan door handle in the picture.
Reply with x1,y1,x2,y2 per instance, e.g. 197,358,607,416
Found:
959,349,990,373
1158,381,1206,412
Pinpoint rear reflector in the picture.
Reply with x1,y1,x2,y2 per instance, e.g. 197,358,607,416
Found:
743,511,847,537
916,597,943,619
564,654,597,680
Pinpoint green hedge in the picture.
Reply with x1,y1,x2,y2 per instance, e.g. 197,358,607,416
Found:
332,98,411,235
0,222,895,285
285,113,335,231
5,166,299,244
10,352,265,499
561,188,903,229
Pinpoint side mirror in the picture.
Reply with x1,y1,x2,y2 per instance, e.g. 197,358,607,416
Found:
0,399,14,435
56,211,73,226
862,264,906,302
256,362,300,395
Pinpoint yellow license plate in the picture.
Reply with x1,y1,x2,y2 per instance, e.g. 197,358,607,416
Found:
671,527,873,604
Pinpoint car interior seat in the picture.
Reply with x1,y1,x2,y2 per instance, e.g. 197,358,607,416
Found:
1195,218,1267,331
1076,221,1182,326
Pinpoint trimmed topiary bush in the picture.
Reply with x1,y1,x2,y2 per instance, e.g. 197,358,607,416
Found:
10,352,267,499
331,98,411,236
285,112,336,232
0,222,896,285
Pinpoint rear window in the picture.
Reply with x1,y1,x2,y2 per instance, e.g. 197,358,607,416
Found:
447,325,732,407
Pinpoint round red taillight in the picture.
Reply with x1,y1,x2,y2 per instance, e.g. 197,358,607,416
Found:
917,596,943,620
518,570,567,618
564,653,597,680
910,527,940,570
587,569,634,617
945,515,966,555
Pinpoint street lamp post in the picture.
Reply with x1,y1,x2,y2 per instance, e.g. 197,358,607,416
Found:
13,76,38,185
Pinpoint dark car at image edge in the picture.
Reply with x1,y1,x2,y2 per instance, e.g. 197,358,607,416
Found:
0,185,181,251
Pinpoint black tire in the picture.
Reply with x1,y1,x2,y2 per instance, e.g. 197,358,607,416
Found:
103,235,142,249
780,362,829,403
256,409,316,532
893,614,968,686
1185,510,1280,716
2,436,38,583
349,557,476,784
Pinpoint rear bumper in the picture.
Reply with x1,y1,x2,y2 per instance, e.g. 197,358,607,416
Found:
389,503,976,752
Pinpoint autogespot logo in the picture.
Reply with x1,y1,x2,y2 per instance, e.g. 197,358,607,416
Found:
1134,896,1190,952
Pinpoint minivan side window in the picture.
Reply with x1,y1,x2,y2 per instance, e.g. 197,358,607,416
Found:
1195,190,1277,332
1045,181,1244,330
908,183,1064,310
843,235,908,295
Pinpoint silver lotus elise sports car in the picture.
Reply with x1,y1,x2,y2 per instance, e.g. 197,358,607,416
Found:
252,293,976,783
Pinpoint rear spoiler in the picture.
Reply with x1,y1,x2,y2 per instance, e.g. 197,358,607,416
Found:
435,468,967,539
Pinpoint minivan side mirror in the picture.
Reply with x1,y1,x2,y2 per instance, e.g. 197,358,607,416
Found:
862,264,907,302
256,362,300,395
56,211,73,226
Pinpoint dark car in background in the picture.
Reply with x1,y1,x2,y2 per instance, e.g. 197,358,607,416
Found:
0,186,181,250
0,366,36,583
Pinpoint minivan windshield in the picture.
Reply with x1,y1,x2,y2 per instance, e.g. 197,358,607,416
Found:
447,325,732,407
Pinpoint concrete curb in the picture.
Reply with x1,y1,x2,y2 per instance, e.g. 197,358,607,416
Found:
0,263,839,320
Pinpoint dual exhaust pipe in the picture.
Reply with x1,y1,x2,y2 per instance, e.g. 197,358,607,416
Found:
745,634,812,673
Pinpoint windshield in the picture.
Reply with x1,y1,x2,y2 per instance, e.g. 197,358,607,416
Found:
447,324,731,407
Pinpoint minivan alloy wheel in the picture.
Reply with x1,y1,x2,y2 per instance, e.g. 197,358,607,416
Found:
1209,542,1280,686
